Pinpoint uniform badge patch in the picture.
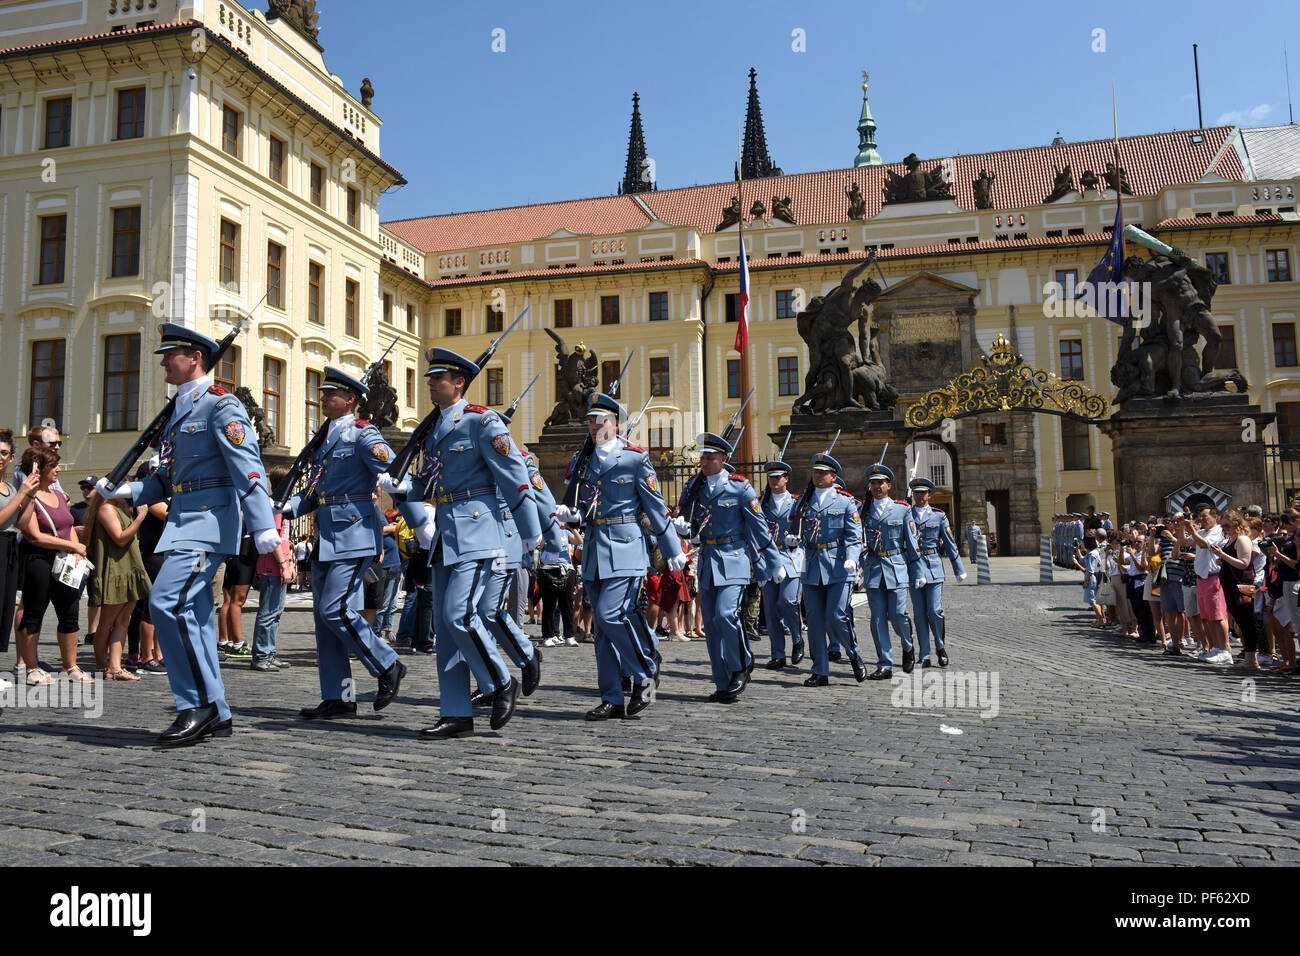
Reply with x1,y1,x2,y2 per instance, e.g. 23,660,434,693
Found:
851,510,860,523
223,421,246,446
248,472,261,481
645,472,659,493
372,445,390,463
531,473,545,490
491,434,512,457
749,497,762,514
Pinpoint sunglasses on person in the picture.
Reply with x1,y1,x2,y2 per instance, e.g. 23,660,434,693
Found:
46,441,62,448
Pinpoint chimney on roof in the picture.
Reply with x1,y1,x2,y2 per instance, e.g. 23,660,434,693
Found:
854,70,882,167
619,92,655,195
1051,130,1066,145
736,67,782,181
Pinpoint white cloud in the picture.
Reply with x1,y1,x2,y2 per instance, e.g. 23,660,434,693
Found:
1215,103,1273,125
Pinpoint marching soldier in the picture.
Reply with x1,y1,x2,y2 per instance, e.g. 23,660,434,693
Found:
283,367,407,721
95,323,281,746
555,393,683,720
787,453,867,685
674,432,782,703
860,462,922,679
907,477,966,667
393,347,543,740
759,460,805,668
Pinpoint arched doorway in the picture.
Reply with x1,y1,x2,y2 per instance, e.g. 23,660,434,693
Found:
904,436,960,530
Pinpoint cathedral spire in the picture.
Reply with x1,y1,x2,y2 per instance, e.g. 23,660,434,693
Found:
854,71,882,167
619,92,655,194
736,67,781,181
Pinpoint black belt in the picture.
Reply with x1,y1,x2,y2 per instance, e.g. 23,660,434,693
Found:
593,515,639,526
435,485,495,504
703,534,740,546
876,549,900,557
170,477,233,494
318,492,373,506
920,548,940,555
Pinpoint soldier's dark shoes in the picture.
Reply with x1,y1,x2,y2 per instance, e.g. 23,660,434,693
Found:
828,650,842,663
621,676,632,693
490,677,519,730
300,700,357,721
765,658,787,670
902,649,915,674
585,702,625,720
157,705,222,747
790,642,806,666
866,667,893,681
921,658,933,668
937,649,950,667
803,673,829,687
470,686,492,708
626,683,654,716
374,661,407,712
419,717,473,739
850,655,868,683
522,648,542,697
653,649,663,689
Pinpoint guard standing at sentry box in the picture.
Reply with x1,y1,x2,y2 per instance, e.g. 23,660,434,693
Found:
96,323,282,747
386,347,543,740
908,476,966,667
673,432,783,703
556,393,685,720
281,366,407,721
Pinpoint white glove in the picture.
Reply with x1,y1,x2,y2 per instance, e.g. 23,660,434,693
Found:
957,572,968,582
555,504,577,525
690,535,701,546
667,552,687,572
915,576,927,587
94,478,133,501
774,565,788,583
253,528,283,555
843,560,857,574
673,516,692,537
523,534,544,551
784,533,800,548
376,473,410,496
415,524,434,550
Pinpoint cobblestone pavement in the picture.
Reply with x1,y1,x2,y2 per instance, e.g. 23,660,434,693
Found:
2,558,1297,866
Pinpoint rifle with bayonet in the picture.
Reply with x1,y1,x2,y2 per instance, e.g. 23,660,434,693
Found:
273,336,399,511
788,427,843,539
386,305,530,482
622,396,653,439
500,372,541,426
560,350,636,518
677,387,754,532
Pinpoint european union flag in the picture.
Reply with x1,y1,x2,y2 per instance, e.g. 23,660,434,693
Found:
1078,197,1127,324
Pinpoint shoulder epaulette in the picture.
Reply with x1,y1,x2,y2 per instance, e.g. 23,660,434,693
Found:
729,472,747,481
465,403,488,414
207,385,229,396
622,442,646,454
839,489,856,498
354,418,372,428
895,499,909,506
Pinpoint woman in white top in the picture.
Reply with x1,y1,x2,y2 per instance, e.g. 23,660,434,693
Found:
0,430,40,668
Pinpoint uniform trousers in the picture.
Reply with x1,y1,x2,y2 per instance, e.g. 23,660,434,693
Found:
311,557,399,701
150,549,232,720
586,574,657,705
910,581,947,659
804,580,858,676
698,581,752,691
760,574,803,659
866,584,913,668
483,562,535,668
431,551,511,717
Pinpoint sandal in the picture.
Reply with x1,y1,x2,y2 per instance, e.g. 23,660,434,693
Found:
105,668,140,682
25,668,55,686
64,666,95,683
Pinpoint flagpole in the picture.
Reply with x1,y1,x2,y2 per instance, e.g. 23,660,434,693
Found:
735,120,755,465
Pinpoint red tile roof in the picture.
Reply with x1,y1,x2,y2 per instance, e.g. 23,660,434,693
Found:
711,234,1119,271
426,257,709,288
385,128,1244,254
0,18,197,55
385,196,654,252
1153,214,1287,229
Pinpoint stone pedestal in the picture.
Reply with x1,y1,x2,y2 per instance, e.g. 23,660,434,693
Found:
773,411,913,495
531,422,588,498
1098,394,1274,521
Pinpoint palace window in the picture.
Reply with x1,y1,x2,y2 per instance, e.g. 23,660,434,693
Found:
38,215,67,285
1267,249,1292,283
102,334,140,432
485,303,503,333
345,279,359,337
776,289,797,319
601,360,620,394
305,369,322,443
406,302,417,334
1054,269,1078,296
30,340,66,431
263,357,283,445
726,359,741,399
600,295,620,325
219,219,239,290
724,293,739,322
648,426,674,458
778,356,799,396
648,291,668,321
1059,339,1084,381
1061,418,1091,470
115,88,145,140
308,262,324,324
310,163,324,207
554,298,573,328
650,357,670,397
445,307,462,336
268,136,285,184
43,97,71,149
1273,322,1298,367
486,368,504,407
346,187,359,228
110,207,141,277
1277,402,1300,450
406,367,416,408
382,292,393,324
1206,252,1230,284
1215,325,1238,370
266,242,284,308
214,345,239,392
221,105,241,158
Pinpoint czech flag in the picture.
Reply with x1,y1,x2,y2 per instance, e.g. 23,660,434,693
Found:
735,238,750,353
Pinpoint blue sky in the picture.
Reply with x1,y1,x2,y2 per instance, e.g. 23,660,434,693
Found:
300,0,1298,222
